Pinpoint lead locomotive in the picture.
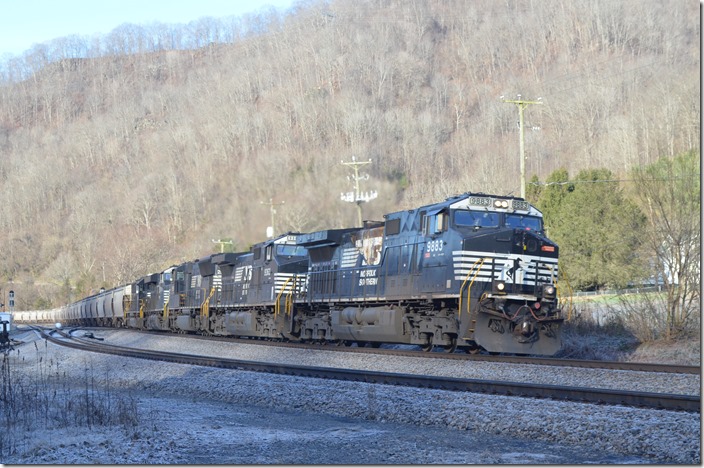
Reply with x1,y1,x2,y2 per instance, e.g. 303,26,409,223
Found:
19,192,563,355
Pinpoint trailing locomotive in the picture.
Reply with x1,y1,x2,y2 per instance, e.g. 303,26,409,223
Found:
15,192,563,355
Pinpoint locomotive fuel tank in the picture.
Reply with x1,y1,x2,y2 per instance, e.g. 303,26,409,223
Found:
224,310,256,336
331,305,409,343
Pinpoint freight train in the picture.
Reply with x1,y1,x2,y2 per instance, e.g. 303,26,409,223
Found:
15,192,563,355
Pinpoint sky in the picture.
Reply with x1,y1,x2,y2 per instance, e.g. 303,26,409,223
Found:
0,0,295,58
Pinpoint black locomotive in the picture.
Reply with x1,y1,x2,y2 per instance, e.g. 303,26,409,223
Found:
19,192,563,355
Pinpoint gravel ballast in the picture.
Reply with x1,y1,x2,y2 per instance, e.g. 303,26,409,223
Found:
3,328,700,464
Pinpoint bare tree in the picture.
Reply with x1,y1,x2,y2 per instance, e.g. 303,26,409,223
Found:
632,151,700,338
0,0,697,307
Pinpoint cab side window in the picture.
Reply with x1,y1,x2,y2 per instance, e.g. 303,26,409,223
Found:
435,212,448,233
421,211,448,236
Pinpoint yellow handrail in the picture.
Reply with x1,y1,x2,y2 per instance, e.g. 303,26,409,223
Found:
458,257,489,319
201,287,215,319
275,277,294,318
286,276,296,316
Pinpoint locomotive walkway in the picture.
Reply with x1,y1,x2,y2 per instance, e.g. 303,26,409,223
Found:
35,326,700,413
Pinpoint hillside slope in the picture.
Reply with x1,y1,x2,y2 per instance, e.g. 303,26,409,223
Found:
0,0,698,306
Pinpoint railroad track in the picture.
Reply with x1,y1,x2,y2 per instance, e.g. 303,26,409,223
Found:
37,326,700,413
22,324,701,375
125,328,700,375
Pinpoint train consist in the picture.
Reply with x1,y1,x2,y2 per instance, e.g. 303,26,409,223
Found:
15,192,563,355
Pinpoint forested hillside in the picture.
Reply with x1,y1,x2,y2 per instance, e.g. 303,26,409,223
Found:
0,0,698,307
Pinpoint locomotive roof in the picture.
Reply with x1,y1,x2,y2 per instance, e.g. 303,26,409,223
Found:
383,192,541,219
297,227,359,248
250,232,303,250
426,191,528,210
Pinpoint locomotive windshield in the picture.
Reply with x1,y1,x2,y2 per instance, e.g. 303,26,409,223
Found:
454,210,500,228
454,210,543,232
505,214,542,231
276,244,307,257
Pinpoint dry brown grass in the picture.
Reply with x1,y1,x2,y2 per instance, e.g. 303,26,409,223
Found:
557,305,700,365
557,313,639,361
625,338,701,366
0,342,140,458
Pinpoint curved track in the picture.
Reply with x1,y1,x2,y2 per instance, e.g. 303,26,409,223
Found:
127,328,700,374
36,326,700,412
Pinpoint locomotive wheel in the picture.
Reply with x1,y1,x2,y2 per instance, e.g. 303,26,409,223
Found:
442,337,458,353
420,333,433,352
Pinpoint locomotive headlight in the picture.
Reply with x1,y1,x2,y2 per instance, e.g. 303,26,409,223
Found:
541,284,556,299
493,200,509,209
492,280,507,294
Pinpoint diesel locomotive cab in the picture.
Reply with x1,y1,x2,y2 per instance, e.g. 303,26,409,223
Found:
449,195,562,355
224,234,309,340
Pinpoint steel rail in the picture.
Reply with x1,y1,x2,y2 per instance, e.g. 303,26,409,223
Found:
39,328,700,413
21,324,702,374
128,328,701,375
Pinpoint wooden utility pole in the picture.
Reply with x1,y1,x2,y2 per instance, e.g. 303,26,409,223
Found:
211,239,233,253
340,156,377,226
260,198,284,238
502,96,542,198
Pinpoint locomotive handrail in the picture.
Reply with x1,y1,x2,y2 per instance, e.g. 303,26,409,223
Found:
286,277,295,316
275,277,294,318
201,287,215,319
458,257,488,319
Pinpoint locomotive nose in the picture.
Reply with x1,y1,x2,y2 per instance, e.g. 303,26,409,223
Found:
516,229,540,253
515,229,558,257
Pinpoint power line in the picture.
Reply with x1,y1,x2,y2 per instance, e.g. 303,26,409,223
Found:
530,175,699,186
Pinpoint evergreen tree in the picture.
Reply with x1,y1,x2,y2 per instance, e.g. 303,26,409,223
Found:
535,168,646,290
532,168,572,239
